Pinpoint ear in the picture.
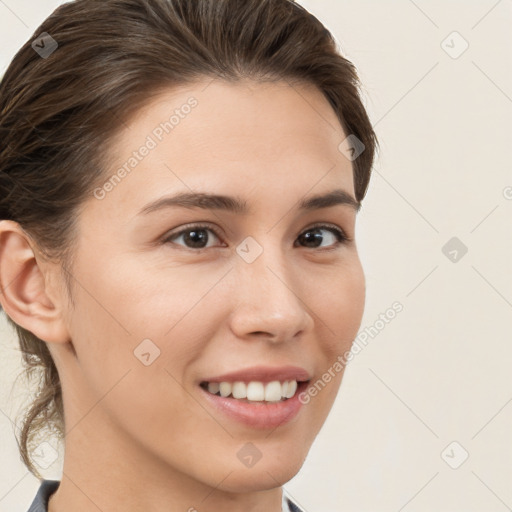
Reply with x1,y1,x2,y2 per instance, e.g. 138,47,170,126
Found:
0,220,71,344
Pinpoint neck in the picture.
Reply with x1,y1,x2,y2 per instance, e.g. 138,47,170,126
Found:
47,409,284,512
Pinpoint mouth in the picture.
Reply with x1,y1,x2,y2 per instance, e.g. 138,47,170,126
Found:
199,379,307,403
198,378,311,429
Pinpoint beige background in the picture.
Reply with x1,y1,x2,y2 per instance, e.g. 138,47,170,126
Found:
1,1,511,511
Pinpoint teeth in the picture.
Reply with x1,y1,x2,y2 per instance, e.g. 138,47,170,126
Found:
232,381,247,399
246,381,265,401
207,382,220,395
285,380,297,399
265,381,282,402
204,380,299,402
219,382,232,397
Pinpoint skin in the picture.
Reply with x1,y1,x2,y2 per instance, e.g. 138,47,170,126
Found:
0,79,365,512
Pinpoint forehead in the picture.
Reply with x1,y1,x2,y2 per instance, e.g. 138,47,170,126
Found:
88,79,355,219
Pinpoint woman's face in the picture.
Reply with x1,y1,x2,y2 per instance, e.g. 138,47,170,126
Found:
51,79,365,493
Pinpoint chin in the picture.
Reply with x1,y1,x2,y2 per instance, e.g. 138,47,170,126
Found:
212,453,307,493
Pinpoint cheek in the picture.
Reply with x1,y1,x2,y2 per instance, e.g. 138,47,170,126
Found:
66,256,229,410
315,257,366,357
297,257,365,416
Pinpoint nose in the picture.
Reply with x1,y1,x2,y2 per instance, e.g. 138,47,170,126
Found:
228,244,313,344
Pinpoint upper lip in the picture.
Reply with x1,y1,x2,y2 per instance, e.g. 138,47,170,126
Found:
201,365,312,384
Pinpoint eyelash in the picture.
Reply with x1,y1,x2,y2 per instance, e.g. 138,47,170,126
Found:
161,222,350,252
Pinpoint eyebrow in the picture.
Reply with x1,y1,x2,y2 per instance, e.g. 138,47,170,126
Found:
138,188,360,216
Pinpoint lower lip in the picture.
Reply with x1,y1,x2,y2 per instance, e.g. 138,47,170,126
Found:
199,382,309,429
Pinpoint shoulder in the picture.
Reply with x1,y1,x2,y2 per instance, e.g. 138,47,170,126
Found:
27,480,60,512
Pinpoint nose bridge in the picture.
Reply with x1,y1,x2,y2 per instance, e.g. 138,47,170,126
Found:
229,236,311,340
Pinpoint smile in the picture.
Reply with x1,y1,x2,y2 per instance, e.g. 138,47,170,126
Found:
200,379,299,402
199,380,311,429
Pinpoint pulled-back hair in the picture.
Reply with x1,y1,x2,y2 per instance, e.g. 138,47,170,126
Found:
0,0,378,478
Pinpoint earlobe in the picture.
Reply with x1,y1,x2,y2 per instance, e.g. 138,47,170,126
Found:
0,220,71,344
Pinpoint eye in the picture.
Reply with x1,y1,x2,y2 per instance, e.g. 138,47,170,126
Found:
161,222,349,252
162,224,223,250
295,224,349,250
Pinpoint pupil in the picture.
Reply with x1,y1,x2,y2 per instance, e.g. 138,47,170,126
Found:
185,229,208,248
300,229,322,247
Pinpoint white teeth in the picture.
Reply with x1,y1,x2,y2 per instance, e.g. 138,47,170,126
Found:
247,381,265,401
265,381,282,402
219,382,232,397
232,381,247,399
205,380,299,402
285,380,297,399
207,382,220,394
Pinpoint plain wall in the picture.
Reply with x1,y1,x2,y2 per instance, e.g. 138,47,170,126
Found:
0,1,511,511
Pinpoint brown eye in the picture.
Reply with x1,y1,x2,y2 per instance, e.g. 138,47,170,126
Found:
296,225,348,249
162,224,223,250
162,223,349,252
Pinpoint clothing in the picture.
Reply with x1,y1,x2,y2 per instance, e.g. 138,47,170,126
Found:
282,487,307,512
27,480,59,512
27,480,306,512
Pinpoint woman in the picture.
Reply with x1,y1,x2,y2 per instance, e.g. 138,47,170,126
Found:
0,0,378,510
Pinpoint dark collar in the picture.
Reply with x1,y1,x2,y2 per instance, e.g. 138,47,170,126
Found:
27,480,60,512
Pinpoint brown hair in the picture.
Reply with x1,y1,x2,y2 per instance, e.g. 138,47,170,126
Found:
0,0,378,478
